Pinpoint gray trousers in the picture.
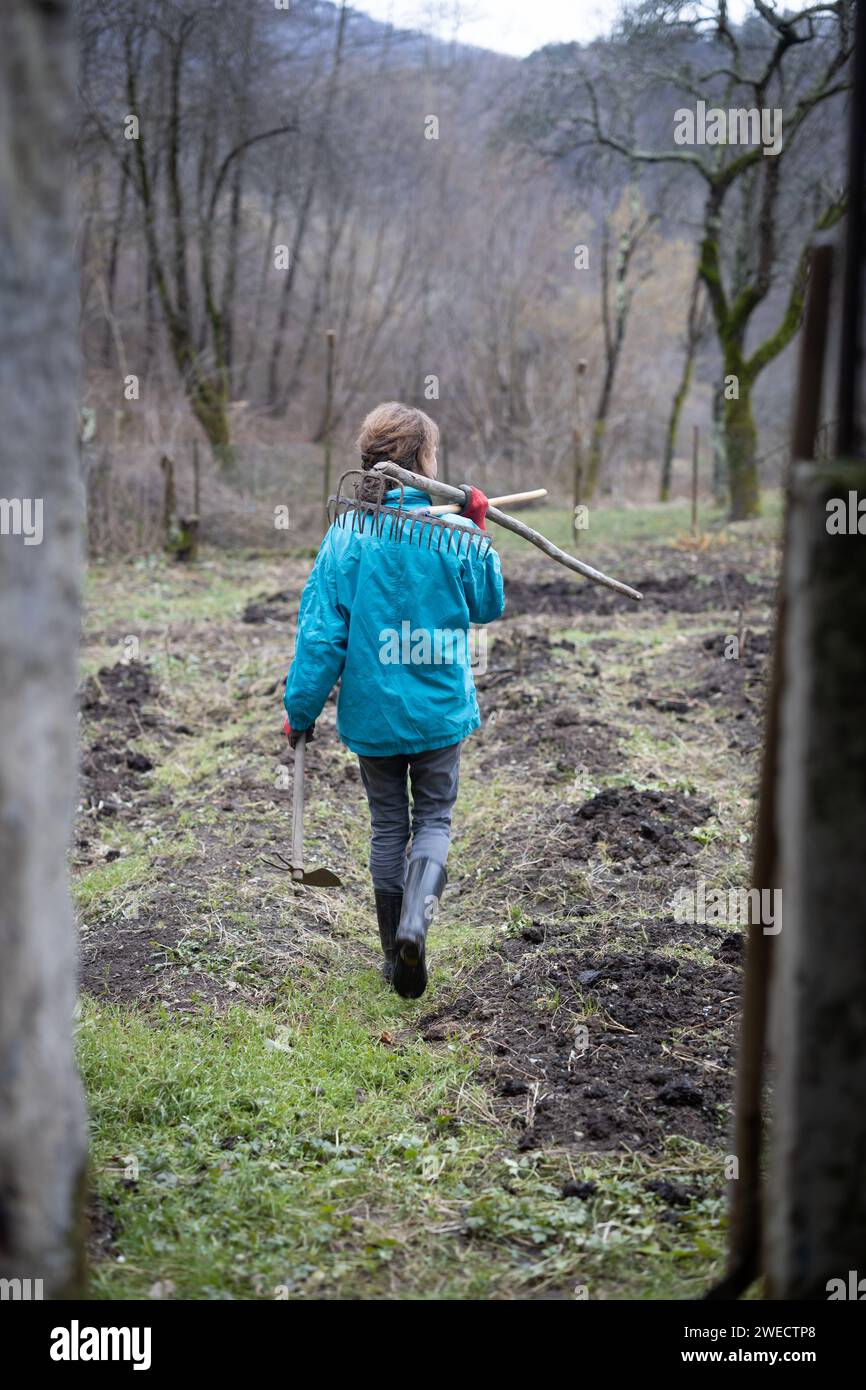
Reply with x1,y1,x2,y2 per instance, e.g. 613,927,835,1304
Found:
358,742,462,893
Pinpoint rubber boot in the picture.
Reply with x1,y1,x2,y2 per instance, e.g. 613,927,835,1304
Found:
393,858,446,1000
374,890,402,984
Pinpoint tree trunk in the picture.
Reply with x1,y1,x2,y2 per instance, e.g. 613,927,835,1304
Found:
766,456,866,1296
711,381,728,506
660,356,693,503
725,384,761,520
661,272,705,503
0,0,88,1298
188,374,234,472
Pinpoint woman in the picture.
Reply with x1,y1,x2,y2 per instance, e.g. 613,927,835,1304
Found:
283,401,504,998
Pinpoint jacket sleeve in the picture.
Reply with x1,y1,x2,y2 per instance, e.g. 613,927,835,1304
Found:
283,535,349,729
460,535,505,625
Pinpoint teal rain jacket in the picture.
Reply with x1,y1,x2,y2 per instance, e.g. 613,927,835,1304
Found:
284,487,505,757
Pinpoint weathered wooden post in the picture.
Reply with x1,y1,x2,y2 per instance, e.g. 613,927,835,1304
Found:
691,424,700,535
160,453,176,551
0,0,88,1298
187,438,201,562
572,358,587,542
763,0,866,1295
711,235,848,1303
767,334,866,1297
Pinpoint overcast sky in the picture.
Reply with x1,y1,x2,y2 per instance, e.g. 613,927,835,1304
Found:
353,1,810,58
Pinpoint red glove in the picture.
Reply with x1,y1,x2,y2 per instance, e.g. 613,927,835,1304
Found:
460,484,489,531
283,717,315,750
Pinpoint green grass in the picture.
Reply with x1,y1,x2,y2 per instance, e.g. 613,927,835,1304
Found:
79,994,728,1301
83,557,268,630
492,493,782,558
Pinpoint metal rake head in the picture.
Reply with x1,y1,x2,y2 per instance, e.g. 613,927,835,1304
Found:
328,470,492,560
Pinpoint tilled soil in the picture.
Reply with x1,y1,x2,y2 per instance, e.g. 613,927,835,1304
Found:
418,786,738,1153
504,565,775,618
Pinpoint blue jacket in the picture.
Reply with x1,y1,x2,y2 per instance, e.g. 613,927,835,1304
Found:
284,487,505,757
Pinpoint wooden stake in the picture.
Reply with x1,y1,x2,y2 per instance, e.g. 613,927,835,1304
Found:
189,439,200,562
193,438,201,518
710,239,836,1301
572,358,587,541
322,329,335,526
160,454,175,550
691,424,699,535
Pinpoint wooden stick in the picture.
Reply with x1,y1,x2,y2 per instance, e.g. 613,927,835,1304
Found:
291,730,306,882
372,462,643,602
428,488,547,516
691,424,700,536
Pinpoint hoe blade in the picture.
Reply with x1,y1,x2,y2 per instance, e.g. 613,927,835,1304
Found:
293,865,342,888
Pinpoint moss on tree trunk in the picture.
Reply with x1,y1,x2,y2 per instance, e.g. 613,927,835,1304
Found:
725,387,761,520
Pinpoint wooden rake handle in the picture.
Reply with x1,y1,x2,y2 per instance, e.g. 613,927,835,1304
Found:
372,462,643,602
428,488,547,516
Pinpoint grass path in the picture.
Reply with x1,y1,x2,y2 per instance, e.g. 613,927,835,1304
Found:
75,505,779,1299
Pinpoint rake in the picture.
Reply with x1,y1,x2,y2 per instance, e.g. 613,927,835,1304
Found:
328,462,643,602
329,470,495,562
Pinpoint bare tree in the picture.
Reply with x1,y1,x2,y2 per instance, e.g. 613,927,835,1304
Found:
80,0,297,468
579,0,854,518
0,0,88,1298
586,181,658,498
660,267,711,501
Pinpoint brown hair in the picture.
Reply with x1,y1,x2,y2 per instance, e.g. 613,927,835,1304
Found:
354,401,439,502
